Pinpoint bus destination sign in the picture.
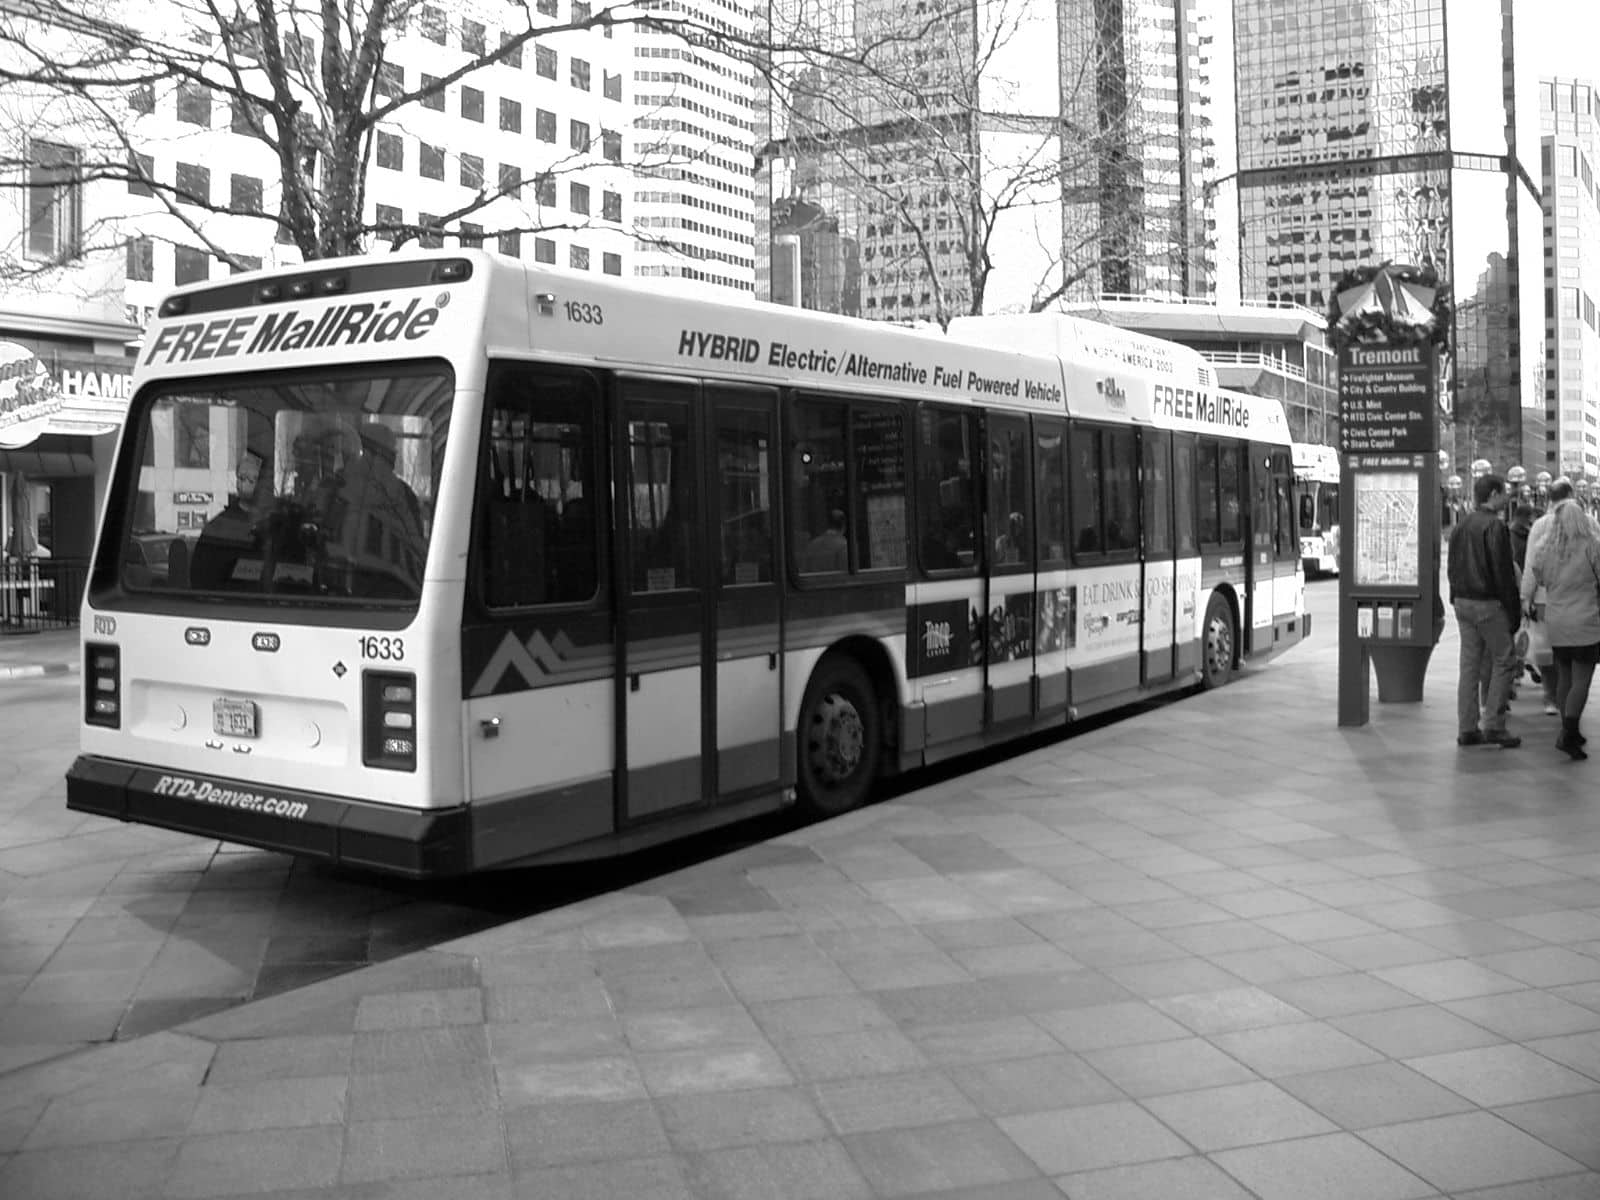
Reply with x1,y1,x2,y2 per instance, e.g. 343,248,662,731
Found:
1338,345,1436,455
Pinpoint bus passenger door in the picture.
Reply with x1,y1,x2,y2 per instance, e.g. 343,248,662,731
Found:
616,379,707,822
1246,442,1275,655
707,388,783,801
1140,430,1176,684
985,414,1034,726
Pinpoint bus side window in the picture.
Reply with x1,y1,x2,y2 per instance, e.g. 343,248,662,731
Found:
915,406,979,571
480,367,599,608
1173,436,1198,556
1068,422,1102,556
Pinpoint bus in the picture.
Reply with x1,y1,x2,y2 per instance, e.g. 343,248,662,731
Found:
1292,442,1341,577
66,251,1308,877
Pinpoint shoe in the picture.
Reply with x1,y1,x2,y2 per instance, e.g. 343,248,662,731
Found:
1458,731,1485,746
1484,730,1522,748
1545,703,1561,715
1527,663,1543,684
1558,719,1588,759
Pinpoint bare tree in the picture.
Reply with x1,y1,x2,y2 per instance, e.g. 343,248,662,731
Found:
0,0,826,288
758,0,1204,328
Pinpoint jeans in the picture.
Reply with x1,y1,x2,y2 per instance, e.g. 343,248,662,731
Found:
1455,598,1517,735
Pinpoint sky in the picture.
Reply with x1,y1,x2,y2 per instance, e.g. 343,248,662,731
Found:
1522,0,1600,83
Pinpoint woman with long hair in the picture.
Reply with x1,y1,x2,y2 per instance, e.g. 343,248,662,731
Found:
1524,500,1600,758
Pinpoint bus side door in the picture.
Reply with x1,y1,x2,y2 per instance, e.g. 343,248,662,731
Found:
1246,441,1276,654
985,413,1034,725
1140,430,1177,685
616,377,707,821
707,387,783,801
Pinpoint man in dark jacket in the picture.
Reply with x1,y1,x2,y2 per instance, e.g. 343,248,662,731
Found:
1447,473,1522,747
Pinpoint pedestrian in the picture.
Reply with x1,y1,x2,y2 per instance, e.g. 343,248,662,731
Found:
1447,473,1522,747
1521,499,1600,759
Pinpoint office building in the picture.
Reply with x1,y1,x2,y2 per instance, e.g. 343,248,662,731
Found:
1540,78,1600,481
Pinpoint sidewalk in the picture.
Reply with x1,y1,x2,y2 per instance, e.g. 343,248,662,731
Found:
2,623,1598,1198
0,628,79,681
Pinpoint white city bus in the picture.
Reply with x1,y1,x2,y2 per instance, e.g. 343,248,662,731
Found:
67,251,1308,876
1292,441,1341,576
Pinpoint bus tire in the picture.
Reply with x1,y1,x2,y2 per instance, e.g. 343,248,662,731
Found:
797,655,881,818
1201,592,1235,690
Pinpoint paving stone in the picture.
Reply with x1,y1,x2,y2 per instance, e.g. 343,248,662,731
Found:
842,1118,1041,1196
1360,1111,1588,1193
504,1098,669,1170
1276,1061,1477,1129
1211,1131,1437,1200
186,1075,347,1134
167,1127,343,1197
997,1100,1190,1175
656,1087,830,1152
341,1114,506,1184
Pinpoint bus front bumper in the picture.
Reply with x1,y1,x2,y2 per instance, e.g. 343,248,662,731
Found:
65,756,473,878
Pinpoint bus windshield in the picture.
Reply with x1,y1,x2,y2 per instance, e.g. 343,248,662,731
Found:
114,364,453,606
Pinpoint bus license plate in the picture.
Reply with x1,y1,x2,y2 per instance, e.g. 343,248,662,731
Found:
213,698,258,738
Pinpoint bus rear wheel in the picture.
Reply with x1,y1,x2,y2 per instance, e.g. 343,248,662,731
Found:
797,656,881,818
1201,592,1235,689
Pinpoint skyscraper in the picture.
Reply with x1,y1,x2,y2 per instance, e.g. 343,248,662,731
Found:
1228,0,1541,469
1539,78,1600,481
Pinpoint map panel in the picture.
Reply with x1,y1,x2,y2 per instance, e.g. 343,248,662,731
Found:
1354,472,1419,586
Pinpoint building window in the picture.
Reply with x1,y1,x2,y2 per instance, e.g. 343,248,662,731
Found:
230,174,262,214
536,109,556,143
127,236,153,282
419,143,445,181
570,57,590,91
536,0,557,16
176,161,210,206
230,255,262,275
498,230,521,256
570,245,589,271
536,45,556,79
174,245,209,284
570,119,589,152
535,236,555,263
421,74,444,111
570,182,590,215
460,153,484,190
420,5,446,43
461,85,483,122
376,131,403,170
459,222,483,248
129,84,154,114
374,202,402,242
231,101,257,136
499,32,522,68
128,152,154,196
603,71,622,102
417,214,444,248
602,190,621,222
573,1,591,20
461,18,485,55
176,81,211,125
499,163,522,195
286,32,315,72
500,98,521,133
603,251,621,275
535,173,556,207
602,129,621,162
376,62,402,102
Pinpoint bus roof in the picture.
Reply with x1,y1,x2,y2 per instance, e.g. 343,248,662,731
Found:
134,249,1291,444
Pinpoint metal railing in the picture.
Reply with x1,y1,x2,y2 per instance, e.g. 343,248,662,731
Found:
1199,350,1310,381
0,557,86,632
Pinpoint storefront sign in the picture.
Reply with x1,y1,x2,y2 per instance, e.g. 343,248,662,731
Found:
0,342,64,448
